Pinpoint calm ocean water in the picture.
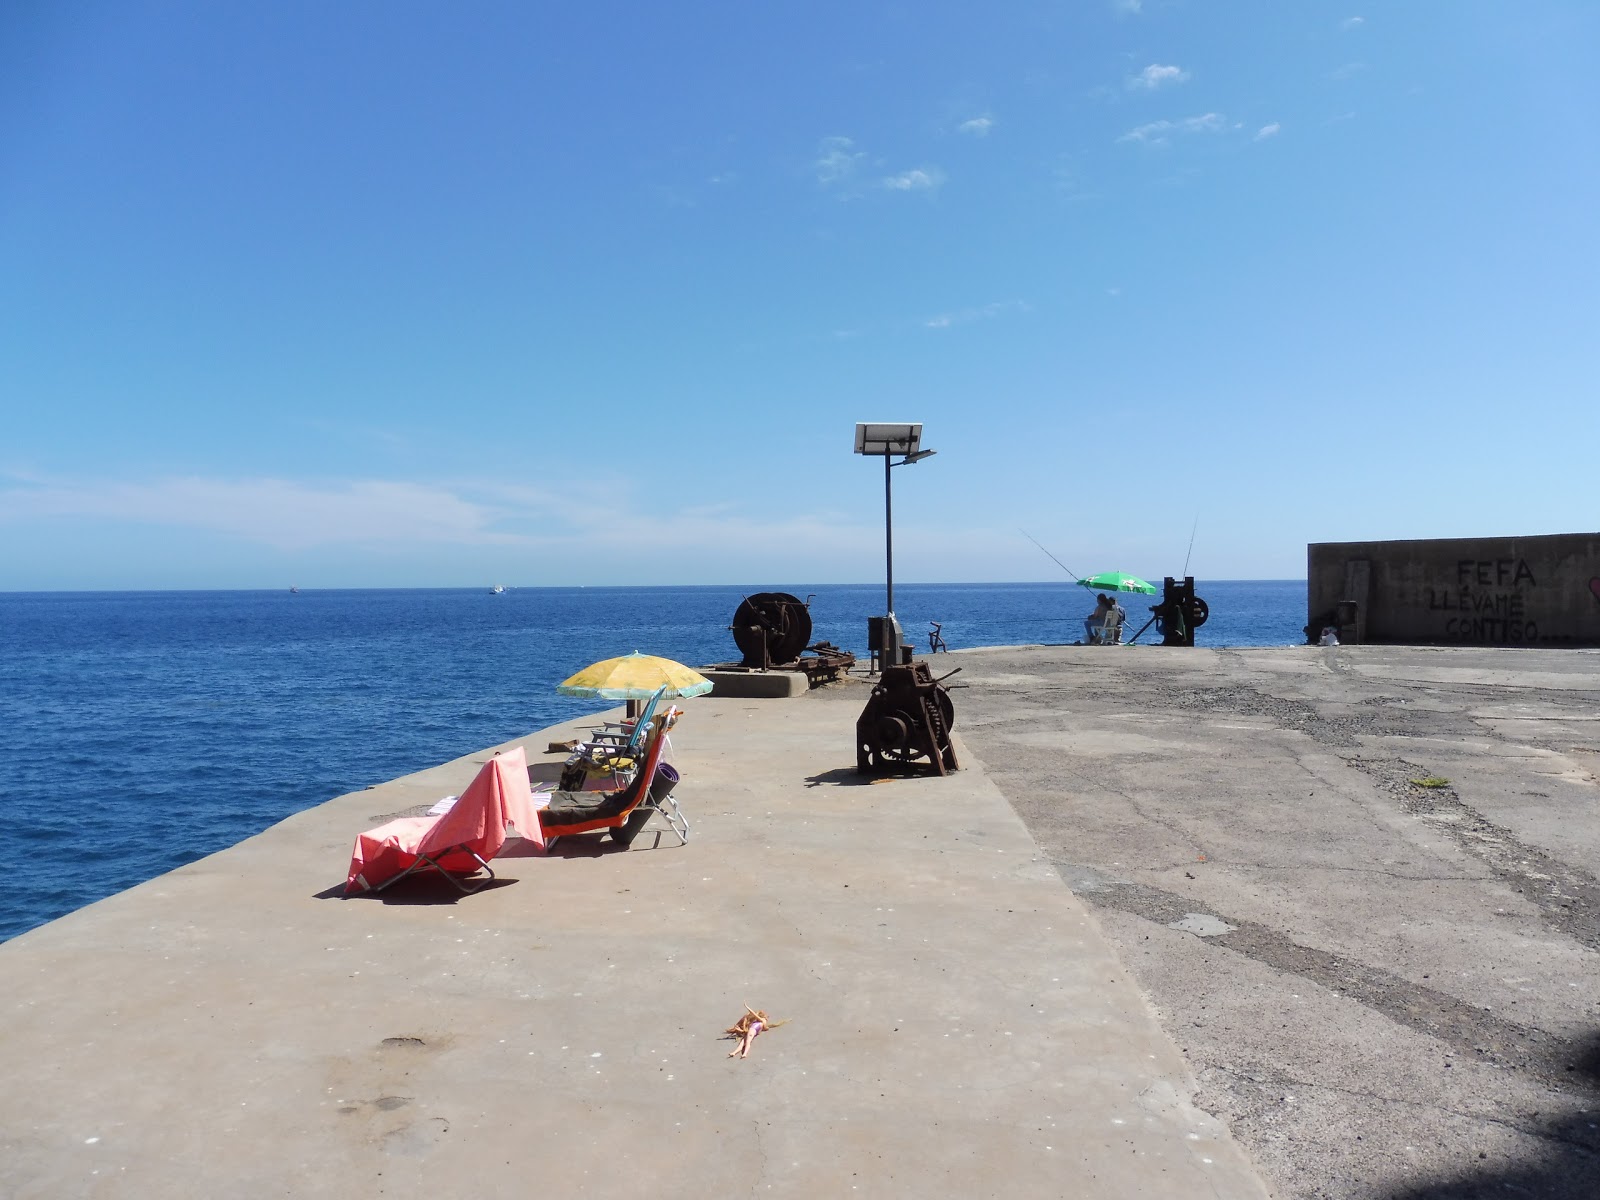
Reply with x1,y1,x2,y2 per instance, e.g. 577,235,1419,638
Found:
0,580,1305,941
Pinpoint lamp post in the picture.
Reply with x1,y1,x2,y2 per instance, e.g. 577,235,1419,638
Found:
854,423,937,669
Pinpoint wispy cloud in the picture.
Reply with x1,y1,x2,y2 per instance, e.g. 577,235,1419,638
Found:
1113,0,1142,13
1255,122,1282,140
1329,61,1366,81
0,476,523,550
1341,15,1365,30
1118,112,1226,144
1128,64,1190,90
957,116,993,136
815,137,944,197
0,472,896,572
815,136,864,185
882,166,946,192
923,300,1029,330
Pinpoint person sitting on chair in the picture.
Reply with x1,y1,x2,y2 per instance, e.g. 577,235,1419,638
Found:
1106,596,1127,643
1084,594,1112,643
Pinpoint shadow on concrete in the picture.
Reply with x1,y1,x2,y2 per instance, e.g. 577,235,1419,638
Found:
313,876,521,904
803,767,877,788
1386,1029,1600,1200
542,835,622,858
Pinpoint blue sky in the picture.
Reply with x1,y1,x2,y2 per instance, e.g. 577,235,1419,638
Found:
3,0,1595,589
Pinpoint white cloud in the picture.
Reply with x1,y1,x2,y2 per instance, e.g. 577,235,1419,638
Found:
1114,0,1142,13
0,472,892,573
923,300,1028,329
1255,122,1282,140
1118,112,1226,144
0,476,523,550
957,116,993,136
882,166,946,191
1341,16,1365,30
814,136,863,185
1128,64,1190,90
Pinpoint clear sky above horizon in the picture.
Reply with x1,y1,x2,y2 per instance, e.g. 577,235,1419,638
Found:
3,1,1595,590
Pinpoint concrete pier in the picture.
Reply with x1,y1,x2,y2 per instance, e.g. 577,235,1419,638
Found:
6,643,1593,1197
0,671,1266,1199
953,643,1599,1198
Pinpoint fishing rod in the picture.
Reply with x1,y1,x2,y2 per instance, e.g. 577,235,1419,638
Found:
1181,515,1199,578
1019,530,1080,581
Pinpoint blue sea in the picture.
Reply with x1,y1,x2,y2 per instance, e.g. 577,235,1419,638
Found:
0,580,1305,941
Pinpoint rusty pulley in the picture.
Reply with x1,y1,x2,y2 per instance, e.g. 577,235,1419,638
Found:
730,592,813,668
855,661,960,776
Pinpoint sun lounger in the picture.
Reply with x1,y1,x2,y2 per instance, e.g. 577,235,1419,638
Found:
345,746,544,894
541,709,687,847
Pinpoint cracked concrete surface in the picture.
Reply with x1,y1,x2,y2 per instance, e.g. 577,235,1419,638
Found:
952,643,1600,1199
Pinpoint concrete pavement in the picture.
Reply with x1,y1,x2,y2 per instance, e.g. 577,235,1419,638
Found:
952,643,1600,1199
0,675,1267,1198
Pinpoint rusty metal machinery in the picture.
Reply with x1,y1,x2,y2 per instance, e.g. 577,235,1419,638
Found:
730,592,813,669
856,661,960,776
1152,575,1209,647
800,641,856,685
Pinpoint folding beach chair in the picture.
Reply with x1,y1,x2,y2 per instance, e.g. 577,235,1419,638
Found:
1090,609,1125,645
541,709,689,847
559,685,668,790
345,746,544,894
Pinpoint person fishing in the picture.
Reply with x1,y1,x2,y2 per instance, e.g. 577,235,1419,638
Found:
1084,593,1112,643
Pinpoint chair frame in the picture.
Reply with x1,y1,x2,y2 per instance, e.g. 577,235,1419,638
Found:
1091,608,1126,645
564,686,669,788
368,845,497,894
543,710,688,847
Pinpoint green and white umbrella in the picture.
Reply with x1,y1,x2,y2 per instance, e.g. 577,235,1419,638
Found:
1076,572,1157,595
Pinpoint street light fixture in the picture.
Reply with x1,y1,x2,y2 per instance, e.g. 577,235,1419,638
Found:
854,422,938,669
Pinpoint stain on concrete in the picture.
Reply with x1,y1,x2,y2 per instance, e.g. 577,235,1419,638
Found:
1348,757,1600,952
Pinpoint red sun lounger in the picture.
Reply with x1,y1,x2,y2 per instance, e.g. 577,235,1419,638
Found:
345,746,544,894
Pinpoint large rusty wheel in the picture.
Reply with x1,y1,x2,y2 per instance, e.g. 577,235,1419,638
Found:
862,686,956,768
731,592,812,666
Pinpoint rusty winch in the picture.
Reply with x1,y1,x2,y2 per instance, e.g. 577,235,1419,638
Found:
724,592,856,684
730,592,814,668
1151,575,1209,647
856,661,960,776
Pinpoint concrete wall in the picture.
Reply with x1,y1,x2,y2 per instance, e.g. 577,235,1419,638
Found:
1308,533,1600,647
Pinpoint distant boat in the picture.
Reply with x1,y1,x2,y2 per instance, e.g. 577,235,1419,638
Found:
490,584,505,594
289,586,300,594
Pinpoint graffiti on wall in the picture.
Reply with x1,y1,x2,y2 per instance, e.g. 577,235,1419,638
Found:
1424,558,1540,644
